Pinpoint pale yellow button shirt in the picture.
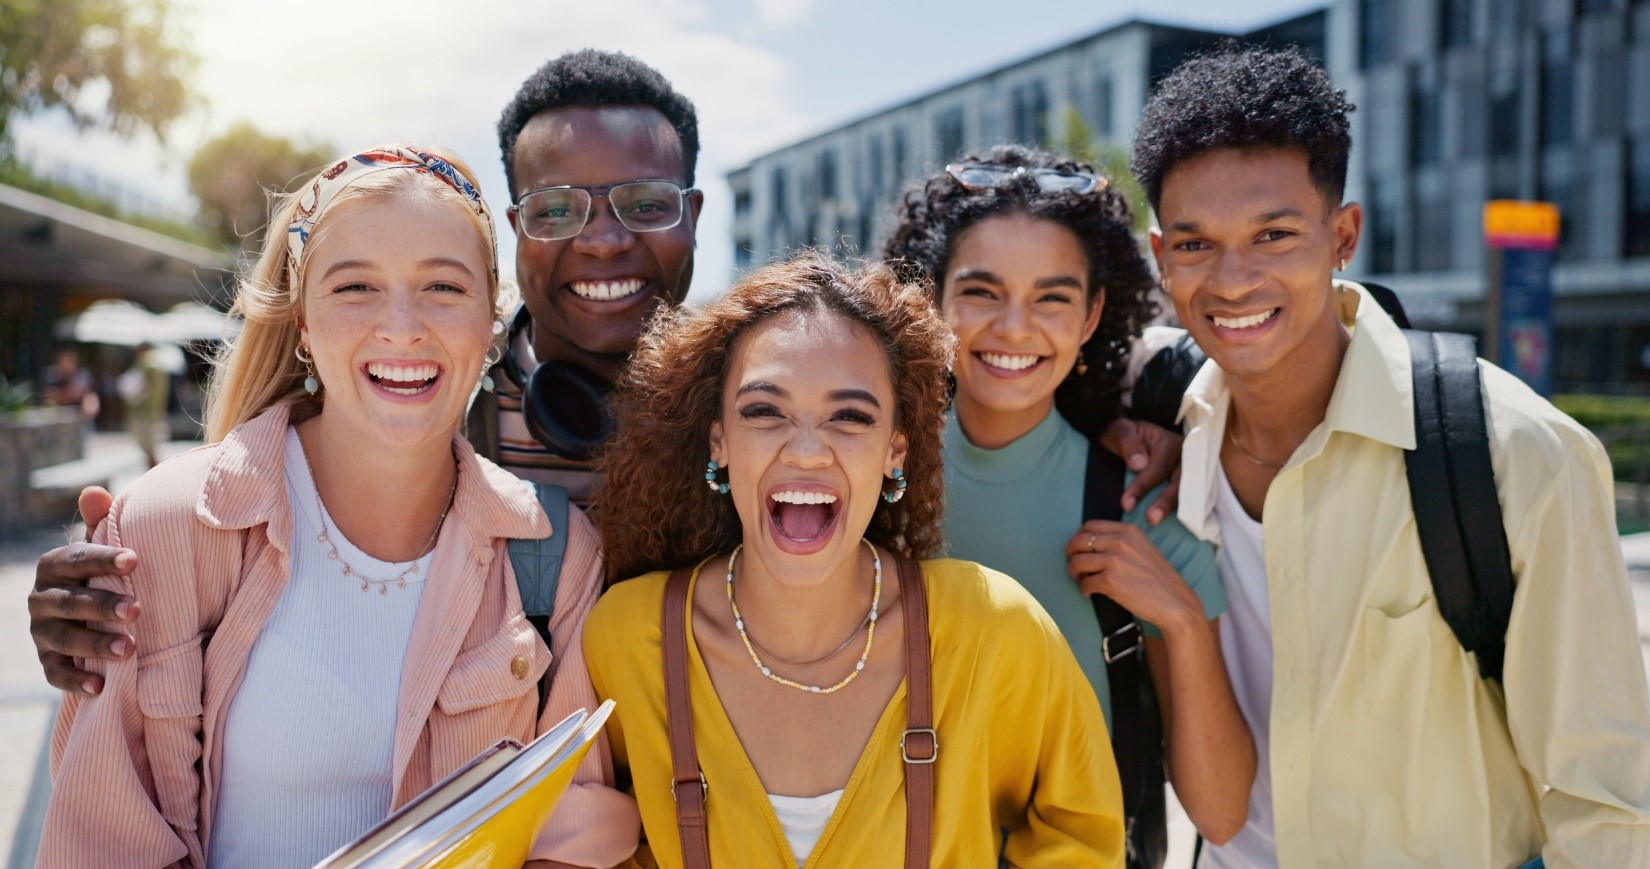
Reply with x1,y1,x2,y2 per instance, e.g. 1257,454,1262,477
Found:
1175,282,1650,868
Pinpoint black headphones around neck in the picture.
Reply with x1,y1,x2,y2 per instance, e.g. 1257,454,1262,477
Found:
502,305,615,462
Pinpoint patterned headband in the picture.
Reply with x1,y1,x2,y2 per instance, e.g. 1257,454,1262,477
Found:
286,146,498,281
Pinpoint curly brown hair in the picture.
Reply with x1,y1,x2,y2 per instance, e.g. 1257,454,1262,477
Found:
597,254,955,583
882,144,1157,440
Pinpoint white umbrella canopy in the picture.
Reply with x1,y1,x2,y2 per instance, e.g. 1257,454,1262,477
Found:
158,302,241,343
55,299,160,346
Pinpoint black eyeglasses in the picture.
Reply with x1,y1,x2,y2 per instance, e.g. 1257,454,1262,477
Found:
508,180,697,241
945,162,1106,194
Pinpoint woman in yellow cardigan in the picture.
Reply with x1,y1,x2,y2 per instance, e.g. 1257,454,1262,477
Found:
586,254,1124,868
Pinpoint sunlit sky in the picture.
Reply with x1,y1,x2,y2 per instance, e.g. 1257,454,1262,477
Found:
12,0,1324,301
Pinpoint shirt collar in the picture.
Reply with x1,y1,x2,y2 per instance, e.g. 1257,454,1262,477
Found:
198,402,550,550
1175,280,1416,542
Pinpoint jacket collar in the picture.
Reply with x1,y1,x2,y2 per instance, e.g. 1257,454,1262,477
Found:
1176,280,1417,542
196,402,552,550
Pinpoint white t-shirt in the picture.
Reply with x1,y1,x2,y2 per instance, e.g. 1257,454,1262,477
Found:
208,428,431,868
1199,463,1277,868
769,789,844,867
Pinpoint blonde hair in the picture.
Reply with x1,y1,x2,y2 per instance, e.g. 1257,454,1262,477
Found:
204,146,502,442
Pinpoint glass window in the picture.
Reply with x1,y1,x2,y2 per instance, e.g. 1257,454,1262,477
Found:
1626,138,1650,257
1411,87,1443,167
1541,54,1574,147
1440,0,1474,50
817,150,837,201
892,126,908,181
1575,0,1619,15
1095,75,1115,138
1414,193,1453,271
1540,165,1585,260
1360,0,1392,69
1010,81,1050,146
1489,87,1521,158
867,135,884,195
1490,0,1522,39
934,108,965,164
770,165,788,214
1367,176,1400,273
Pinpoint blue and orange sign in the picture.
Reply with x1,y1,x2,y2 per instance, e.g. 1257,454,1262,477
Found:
1484,201,1560,396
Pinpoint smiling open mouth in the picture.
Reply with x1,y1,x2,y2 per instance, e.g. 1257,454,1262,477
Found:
365,362,440,395
1211,308,1279,330
769,489,840,543
569,279,646,302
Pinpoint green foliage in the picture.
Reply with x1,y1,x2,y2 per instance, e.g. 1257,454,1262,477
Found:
0,0,196,144
1553,393,1650,428
1052,107,1151,233
187,122,333,249
0,154,213,246
0,374,35,413
1555,394,1650,483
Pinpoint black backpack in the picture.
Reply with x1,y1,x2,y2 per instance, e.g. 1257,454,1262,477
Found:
1101,286,1515,866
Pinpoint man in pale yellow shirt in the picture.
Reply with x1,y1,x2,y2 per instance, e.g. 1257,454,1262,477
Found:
1132,47,1650,867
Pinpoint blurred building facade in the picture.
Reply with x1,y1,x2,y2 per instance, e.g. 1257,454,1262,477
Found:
729,0,1650,390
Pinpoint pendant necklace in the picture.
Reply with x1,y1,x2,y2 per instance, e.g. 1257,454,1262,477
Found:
727,538,881,694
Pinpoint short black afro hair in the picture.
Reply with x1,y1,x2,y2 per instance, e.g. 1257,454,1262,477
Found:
1132,45,1353,212
497,49,700,197
882,144,1157,440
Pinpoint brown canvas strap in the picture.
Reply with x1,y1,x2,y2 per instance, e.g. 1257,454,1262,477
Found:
895,554,935,869
663,566,711,869
661,554,935,869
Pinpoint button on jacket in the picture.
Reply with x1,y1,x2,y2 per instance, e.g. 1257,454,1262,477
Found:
39,403,639,867
1175,283,1650,868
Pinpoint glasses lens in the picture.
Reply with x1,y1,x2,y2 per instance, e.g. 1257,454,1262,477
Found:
1032,171,1102,194
517,188,590,241
948,164,1015,189
610,181,685,233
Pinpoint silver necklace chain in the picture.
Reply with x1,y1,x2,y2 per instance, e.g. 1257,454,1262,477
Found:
311,470,457,595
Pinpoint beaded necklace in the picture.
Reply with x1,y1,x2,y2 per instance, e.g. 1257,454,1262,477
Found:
726,539,881,694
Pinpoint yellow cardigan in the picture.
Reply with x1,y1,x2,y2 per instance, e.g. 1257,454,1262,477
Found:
584,557,1125,868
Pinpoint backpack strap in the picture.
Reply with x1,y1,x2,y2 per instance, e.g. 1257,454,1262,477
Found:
1084,439,1169,869
509,482,570,714
1403,330,1515,682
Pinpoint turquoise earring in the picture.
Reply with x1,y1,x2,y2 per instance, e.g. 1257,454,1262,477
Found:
704,460,729,494
295,344,319,395
882,468,907,503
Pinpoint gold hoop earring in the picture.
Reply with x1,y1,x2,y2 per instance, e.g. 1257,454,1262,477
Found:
294,344,319,395
1074,354,1089,377
1338,258,1348,272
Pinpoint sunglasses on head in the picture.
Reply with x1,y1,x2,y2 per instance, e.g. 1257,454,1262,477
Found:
944,162,1107,195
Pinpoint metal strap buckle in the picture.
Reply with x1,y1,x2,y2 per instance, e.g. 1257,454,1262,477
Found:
901,727,938,764
1102,622,1142,664
670,772,708,802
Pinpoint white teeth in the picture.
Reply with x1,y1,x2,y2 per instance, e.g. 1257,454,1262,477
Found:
980,352,1040,372
770,490,839,505
1212,309,1279,330
366,362,438,383
570,279,645,301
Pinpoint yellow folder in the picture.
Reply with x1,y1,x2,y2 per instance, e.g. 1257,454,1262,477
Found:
316,700,615,869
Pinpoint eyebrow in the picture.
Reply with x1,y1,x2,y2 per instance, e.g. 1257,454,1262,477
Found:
734,381,882,409
319,257,478,281
1167,208,1307,234
952,269,1082,291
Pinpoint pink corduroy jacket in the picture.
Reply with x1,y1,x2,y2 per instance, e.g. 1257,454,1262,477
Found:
39,403,639,867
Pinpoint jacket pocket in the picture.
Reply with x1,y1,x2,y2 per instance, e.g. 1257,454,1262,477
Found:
136,635,206,833
435,613,547,715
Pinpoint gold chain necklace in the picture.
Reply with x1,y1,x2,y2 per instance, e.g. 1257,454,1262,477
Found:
313,471,457,595
1226,425,1288,469
727,539,880,694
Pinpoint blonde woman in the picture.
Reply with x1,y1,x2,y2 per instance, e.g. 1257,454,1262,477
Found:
39,147,637,868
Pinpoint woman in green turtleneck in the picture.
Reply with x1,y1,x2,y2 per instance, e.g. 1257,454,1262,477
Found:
883,145,1255,849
